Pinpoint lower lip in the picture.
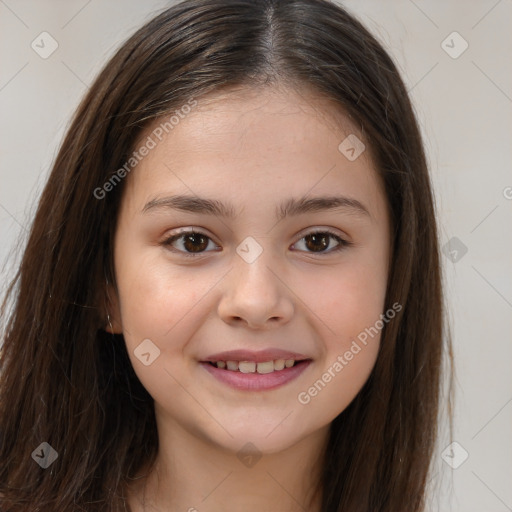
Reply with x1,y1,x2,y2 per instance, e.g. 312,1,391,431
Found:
199,360,312,391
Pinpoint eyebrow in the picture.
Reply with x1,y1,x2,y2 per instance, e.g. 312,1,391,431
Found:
141,194,371,221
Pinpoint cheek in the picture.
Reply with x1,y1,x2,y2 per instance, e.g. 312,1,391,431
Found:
113,251,236,412
115,248,217,343
295,265,386,414
291,255,386,417
295,254,388,337
113,253,213,403
296,339,379,425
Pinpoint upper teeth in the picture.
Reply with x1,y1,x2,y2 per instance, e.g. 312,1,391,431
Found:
215,359,296,373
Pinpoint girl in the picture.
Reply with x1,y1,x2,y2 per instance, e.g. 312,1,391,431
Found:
0,0,451,510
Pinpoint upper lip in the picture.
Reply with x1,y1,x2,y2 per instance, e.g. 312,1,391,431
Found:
201,349,311,363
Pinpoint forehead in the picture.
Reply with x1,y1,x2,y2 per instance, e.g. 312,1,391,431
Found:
175,84,360,144
123,85,387,221
136,84,365,159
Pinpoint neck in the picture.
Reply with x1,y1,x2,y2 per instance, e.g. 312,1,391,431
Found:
128,417,329,512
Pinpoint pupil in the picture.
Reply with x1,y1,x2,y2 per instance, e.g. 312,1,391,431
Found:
306,233,328,252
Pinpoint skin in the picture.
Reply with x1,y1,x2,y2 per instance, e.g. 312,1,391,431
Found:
107,84,391,512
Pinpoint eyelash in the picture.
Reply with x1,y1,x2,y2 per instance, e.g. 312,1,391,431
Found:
161,228,352,258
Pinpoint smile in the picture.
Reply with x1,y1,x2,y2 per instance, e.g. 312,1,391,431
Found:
200,359,312,391
209,359,298,373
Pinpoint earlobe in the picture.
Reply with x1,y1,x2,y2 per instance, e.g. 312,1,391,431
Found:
105,313,123,334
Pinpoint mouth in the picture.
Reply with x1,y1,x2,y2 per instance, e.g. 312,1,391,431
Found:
203,358,308,374
199,353,313,391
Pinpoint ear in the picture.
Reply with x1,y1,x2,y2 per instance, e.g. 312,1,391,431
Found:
104,282,123,334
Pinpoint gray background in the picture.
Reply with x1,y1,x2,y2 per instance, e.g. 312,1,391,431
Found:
1,1,511,510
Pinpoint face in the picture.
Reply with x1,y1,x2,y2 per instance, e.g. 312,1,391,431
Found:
109,85,391,455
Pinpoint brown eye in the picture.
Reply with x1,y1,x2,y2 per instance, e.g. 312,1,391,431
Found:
181,233,209,252
163,230,217,255
293,231,349,254
304,233,330,252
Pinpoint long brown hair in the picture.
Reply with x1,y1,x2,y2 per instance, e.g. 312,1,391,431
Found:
0,1,451,510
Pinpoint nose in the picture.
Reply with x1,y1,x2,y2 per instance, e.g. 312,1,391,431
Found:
217,252,294,330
